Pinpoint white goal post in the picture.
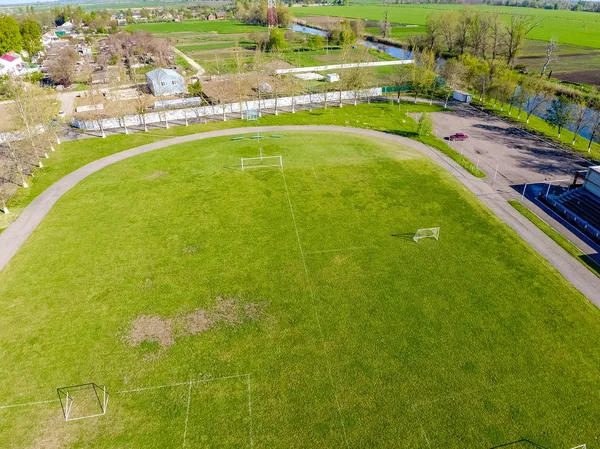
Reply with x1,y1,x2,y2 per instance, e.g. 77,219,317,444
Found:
57,383,109,421
241,155,283,171
413,227,440,243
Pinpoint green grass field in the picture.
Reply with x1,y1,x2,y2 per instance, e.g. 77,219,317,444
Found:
0,102,477,233
127,19,267,35
295,4,600,48
1,131,600,448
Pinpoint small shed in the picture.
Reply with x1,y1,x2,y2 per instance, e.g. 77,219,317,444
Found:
146,68,185,97
326,73,339,83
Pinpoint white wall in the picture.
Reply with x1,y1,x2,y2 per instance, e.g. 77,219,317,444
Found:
71,88,383,131
584,167,600,199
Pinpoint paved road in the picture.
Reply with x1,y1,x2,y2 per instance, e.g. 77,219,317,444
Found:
0,126,599,305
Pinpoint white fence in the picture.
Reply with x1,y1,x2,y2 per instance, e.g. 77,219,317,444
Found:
275,60,413,75
71,87,383,131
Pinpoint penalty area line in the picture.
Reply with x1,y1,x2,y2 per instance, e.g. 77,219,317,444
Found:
0,399,58,410
116,373,250,394
181,381,193,449
306,246,377,255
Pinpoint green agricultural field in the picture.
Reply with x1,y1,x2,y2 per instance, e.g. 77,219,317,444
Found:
1,131,600,447
294,5,600,48
127,19,267,35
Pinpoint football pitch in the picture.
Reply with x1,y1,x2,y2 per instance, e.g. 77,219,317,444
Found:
0,132,599,448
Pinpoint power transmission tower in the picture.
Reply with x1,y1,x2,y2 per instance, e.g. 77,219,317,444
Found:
267,0,278,28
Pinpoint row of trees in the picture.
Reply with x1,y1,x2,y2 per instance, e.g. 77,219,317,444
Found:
0,81,61,213
423,9,539,63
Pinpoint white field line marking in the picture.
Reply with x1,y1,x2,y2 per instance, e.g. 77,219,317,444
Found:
281,169,350,449
306,246,376,255
416,412,432,449
0,399,58,410
311,167,319,180
182,381,193,449
247,374,253,449
117,374,249,394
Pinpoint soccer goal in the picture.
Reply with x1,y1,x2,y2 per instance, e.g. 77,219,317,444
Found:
241,155,283,171
57,383,109,421
413,227,440,243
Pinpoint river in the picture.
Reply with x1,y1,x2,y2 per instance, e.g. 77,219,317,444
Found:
290,24,413,60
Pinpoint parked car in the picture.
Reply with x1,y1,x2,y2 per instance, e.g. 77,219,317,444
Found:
449,133,469,141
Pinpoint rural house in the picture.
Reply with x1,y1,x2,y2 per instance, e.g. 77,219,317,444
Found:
146,68,185,96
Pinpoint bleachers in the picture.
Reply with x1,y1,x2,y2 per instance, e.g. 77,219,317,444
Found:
552,188,600,241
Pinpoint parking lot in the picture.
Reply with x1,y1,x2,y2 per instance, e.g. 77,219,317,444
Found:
431,103,590,192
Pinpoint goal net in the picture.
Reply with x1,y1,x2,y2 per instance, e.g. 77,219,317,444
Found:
413,227,440,243
241,155,283,171
57,383,109,421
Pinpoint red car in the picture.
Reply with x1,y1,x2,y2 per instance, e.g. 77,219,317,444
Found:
449,133,469,141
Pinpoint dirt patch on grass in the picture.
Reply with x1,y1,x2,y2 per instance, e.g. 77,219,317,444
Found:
128,297,266,348
129,315,175,347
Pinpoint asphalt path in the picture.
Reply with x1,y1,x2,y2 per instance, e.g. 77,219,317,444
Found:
0,126,598,305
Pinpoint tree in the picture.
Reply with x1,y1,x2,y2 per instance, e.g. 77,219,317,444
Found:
586,99,600,152
307,34,324,50
275,4,292,28
488,12,505,61
417,113,434,136
440,59,465,108
544,95,572,138
379,8,391,39
522,76,551,123
7,81,59,169
47,46,79,86
570,99,589,145
330,20,356,47
504,15,540,64
188,79,202,97
425,13,443,52
0,15,23,54
439,11,458,53
19,19,42,56
267,27,287,52
342,45,372,106
455,9,472,55
351,18,364,40
469,12,492,60
540,37,558,77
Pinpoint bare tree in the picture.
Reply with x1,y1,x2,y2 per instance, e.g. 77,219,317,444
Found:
379,8,391,39
504,15,541,65
488,12,506,62
253,46,266,117
440,59,465,108
233,45,247,119
540,37,558,77
8,82,58,168
587,102,600,152
47,46,80,86
522,76,552,124
571,99,590,146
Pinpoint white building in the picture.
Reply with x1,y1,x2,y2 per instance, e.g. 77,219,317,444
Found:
0,54,23,76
